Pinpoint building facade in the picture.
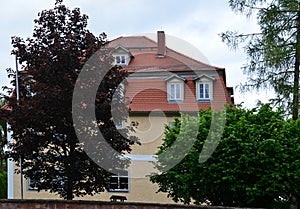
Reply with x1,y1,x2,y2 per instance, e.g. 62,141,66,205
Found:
9,31,233,203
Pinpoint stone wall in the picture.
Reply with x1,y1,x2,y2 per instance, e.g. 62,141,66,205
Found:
0,199,265,209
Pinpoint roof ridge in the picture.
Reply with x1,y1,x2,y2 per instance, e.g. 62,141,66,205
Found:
108,34,226,71
165,46,225,71
109,35,158,45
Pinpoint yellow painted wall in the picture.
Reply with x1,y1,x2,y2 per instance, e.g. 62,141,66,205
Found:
12,115,176,203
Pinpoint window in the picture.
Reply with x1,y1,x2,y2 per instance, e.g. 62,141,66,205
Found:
115,120,124,129
108,170,129,192
26,178,38,191
167,82,183,102
115,55,126,65
197,82,212,101
23,76,36,97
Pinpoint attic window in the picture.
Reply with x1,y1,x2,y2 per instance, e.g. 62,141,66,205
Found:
165,75,185,103
195,75,215,102
115,55,126,65
166,82,184,103
197,82,212,101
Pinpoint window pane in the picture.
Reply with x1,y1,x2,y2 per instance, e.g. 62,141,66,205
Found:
205,84,210,98
175,84,181,99
27,178,38,191
108,171,129,192
169,83,182,101
170,84,175,100
116,56,120,64
199,84,204,98
120,177,128,189
121,56,126,64
115,120,124,129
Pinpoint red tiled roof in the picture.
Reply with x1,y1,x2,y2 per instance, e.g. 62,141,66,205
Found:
124,53,189,73
109,35,224,72
1,103,11,111
109,33,233,112
126,76,229,112
109,36,157,49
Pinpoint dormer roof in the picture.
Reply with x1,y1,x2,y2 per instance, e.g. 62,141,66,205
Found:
113,45,132,56
194,74,216,81
164,75,185,82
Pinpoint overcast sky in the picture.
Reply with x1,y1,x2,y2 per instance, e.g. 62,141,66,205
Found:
0,0,271,108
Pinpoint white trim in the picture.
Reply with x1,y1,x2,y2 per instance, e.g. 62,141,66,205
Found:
126,154,157,162
108,170,129,193
7,123,14,199
114,55,127,66
26,178,38,192
167,82,184,102
194,74,215,81
115,120,125,129
196,81,213,101
114,45,131,54
164,75,185,82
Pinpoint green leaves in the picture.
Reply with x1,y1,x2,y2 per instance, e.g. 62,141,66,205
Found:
222,0,300,119
0,171,7,198
151,104,300,208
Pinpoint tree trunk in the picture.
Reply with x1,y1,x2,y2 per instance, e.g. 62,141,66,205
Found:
64,144,74,200
293,3,300,121
66,159,73,200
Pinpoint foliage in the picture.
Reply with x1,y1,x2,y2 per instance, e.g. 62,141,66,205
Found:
0,100,7,199
0,100,7,170
220,0,300,120
1,0,138,200
150,104,300,208
0,170,7,199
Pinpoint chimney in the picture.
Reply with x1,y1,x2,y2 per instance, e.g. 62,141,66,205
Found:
157,31,166,58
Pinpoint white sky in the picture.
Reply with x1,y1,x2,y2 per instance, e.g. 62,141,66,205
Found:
0,0,272,108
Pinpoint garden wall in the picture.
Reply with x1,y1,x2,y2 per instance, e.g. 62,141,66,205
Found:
0,199,265,209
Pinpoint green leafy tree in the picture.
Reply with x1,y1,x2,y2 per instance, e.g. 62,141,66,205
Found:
0,100,7,199
0,171,7,199
221,0,300,120
150,105,300,208
1,0,138,200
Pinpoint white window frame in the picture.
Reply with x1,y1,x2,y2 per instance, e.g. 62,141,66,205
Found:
108,170,129,192
196,81,213,101
167,82,184,102
114,55,126,66
26,178,39,192
115,120,125,129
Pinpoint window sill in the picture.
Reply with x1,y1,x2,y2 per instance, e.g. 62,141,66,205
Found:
168,100,183,104
197,99,211,103
107,190,129,193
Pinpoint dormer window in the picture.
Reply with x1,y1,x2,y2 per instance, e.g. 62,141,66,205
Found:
168,83,183,101
165,75,185,103
195,75,215,102
197,82,211,100
115,55,126,65
112,45,132,66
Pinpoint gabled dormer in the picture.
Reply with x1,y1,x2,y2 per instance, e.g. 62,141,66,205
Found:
194,75,215,102
165,75,185,103
112,45,132,66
